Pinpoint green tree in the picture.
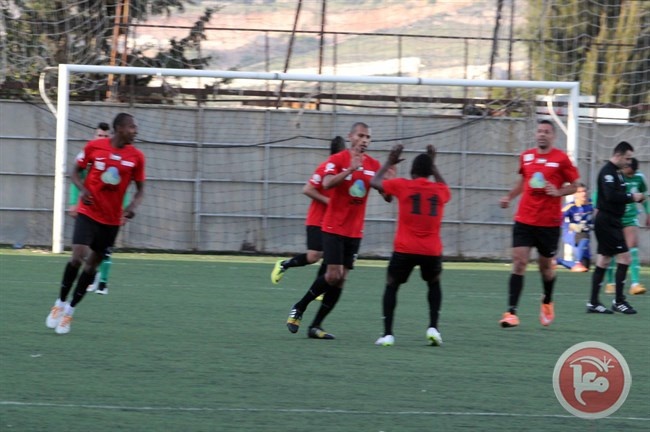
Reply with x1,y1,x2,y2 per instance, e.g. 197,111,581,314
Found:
0,0,218,99
527,0,649,121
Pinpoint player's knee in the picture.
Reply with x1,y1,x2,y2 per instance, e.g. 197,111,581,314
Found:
68,257,83,267
306,250,322,264
325,271,345,287
386,276,400,292
512,259,527,273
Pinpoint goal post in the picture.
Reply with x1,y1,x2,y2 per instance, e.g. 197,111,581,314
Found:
49,63,581,255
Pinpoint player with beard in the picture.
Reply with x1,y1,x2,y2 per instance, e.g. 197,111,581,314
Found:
498,120,581,328
285,122,386,340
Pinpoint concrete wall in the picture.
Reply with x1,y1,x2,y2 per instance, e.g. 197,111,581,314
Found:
0,100,648,262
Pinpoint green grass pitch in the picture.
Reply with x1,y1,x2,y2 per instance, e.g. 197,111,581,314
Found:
1,250,648,431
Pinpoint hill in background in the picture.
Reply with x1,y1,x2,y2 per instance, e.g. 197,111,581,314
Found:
136,0,528,80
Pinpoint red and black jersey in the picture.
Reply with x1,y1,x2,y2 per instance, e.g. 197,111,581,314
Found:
75,138,146,226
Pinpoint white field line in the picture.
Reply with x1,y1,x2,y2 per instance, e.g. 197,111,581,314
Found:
1,401,649,421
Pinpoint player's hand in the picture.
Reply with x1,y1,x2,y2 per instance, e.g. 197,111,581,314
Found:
569,223,579,233
387,144,405,165
67,205,78,218
123,209,135,219
349,154,363,171
544,183,560,197
499,196,510,208
426,145,436,163
632,192,645,203
80,190,94,205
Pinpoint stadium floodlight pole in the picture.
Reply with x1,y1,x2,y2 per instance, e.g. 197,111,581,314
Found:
51,64,580,252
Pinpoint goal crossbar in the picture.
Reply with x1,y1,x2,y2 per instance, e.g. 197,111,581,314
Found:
51,64,580,253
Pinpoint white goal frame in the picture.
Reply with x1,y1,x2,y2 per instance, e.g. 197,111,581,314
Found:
50,64,581,253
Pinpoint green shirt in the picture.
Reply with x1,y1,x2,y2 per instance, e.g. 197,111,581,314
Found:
622,172,649,223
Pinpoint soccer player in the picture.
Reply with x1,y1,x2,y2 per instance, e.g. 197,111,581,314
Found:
601,157,649,295
68,122,122,295
285,122,383,340
270,136,346,285
587,142,646,315
556,184,593,272
498,120,581,328
67,122,111,217
370,144,451,347
45,113,146,334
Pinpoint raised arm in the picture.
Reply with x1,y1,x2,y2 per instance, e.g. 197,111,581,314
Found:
370,144,404,193
427,145,446,184
323,152,362,190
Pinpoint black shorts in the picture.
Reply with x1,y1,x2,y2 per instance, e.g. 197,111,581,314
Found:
322,232,361,269
388,252,442,285
594,211,628,256
306,225,323,251
72,214,120,255
512,222,560,258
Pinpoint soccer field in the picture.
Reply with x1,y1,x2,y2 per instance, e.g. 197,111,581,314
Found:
1,250,648,431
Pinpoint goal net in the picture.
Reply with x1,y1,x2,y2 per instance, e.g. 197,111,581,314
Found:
43,64,586,261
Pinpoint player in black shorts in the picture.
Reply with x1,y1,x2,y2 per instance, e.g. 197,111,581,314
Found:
587,141,645,314
271,137,346,284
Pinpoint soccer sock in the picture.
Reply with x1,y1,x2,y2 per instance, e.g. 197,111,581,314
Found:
310,286,342,328
606,258,616,284
427,279,442,329
283,254,309,269
590,266,606,305
615,263,629,304
629,248,639,285
70,270,96,307
508,274,524,314
294,275,330,311
100,254,112,284
59,262,80,302
542,276,556,304
382,282,400,336
316,261,327,278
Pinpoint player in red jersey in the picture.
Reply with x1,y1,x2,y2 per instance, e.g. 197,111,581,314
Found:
498,120,581,328
270,136,346,284
370,144,451,347
45,113,146,334
286,122,387,339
